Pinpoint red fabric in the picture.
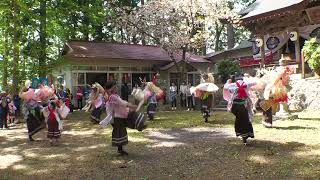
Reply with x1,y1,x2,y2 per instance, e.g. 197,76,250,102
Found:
236,82,248,99
48,106,56,122
76,89,83,99
273,95,288,103
65,98,71,108
239,52,273,67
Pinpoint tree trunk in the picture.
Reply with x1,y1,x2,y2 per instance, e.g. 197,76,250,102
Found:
2,30,9,91
214,22,223,52
227,23,235,49
227,1,235,49
12,0,19,94
181,47,187,83
39,0,47,77
141,0,146,45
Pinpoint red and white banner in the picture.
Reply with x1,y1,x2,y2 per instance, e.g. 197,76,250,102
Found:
239,51,273,67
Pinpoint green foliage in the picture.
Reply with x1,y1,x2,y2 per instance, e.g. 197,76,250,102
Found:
0,0,253,92
302,38,320,72
217,59,239,82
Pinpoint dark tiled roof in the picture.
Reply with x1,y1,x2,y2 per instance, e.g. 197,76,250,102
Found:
205,40,252,59
62,41,210,63
241,0,305,21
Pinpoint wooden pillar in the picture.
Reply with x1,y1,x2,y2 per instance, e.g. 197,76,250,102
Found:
301,51,305,79
294,31,301,72
260,37,265,68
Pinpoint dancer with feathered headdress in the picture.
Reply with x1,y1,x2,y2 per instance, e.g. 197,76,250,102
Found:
191,73,219,122
144,82,164,120
255,66,292,128
223,73,256,145
19,80,44,141
86,82,105,124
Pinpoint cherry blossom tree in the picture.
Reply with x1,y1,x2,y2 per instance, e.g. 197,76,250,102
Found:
111,0,238,81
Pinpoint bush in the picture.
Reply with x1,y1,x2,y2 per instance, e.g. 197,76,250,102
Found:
217,59,239,82
302,38,320,73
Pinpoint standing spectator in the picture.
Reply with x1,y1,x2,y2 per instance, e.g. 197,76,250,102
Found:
56,86,66,100
83,85,90,101
13,94,20,118
121,82,130,101
186,83,194,111
76,87,83,109
179,82,187,108
8,97,17,126
0,92,9,129
169,83,177,110
66,88,73,113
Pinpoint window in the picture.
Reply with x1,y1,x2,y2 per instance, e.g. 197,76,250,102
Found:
131,67,140,72
78,66,96,71
169,73,179,87
97,66,109,71
187,74,194,85
72,73,77,85
109,67,119,71
119,67,131,71
108,73,120,82
142,67,152,72
78,73,85,85
122,73,131,84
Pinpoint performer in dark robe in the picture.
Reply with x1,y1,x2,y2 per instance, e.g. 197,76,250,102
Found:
105,81,145,156
224,74,255,145
19,82,45,141
0,94,9,129
90,83,104,124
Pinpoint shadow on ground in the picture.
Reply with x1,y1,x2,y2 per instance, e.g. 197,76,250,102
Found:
0,111,319,179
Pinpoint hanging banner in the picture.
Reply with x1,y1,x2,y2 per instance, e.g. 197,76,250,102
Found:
240,52,273,68
253,31,289,59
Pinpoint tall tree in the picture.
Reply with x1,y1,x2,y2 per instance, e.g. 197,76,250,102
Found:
12,0,20,94
39,0,47,77
113,0,237,81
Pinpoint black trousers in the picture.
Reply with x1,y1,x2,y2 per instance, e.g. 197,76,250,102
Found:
231,100,254,139
0,112,8,128
171,98,177,108
187,96,194,109
77,99,83,109
180,94,186,107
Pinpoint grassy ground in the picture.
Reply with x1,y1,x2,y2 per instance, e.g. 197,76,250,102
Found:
0,110,320,179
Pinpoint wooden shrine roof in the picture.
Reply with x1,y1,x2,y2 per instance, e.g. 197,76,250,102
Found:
239,0,320,35
240,0,305,24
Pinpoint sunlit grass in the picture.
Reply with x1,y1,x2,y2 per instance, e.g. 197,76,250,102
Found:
0,110,319,179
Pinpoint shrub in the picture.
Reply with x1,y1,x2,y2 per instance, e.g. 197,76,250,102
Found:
302,38,320,73
217,59,239,83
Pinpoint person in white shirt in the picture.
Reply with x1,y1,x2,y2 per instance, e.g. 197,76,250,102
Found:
169,83,177,110
179,82,187,108
186,83,194,111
